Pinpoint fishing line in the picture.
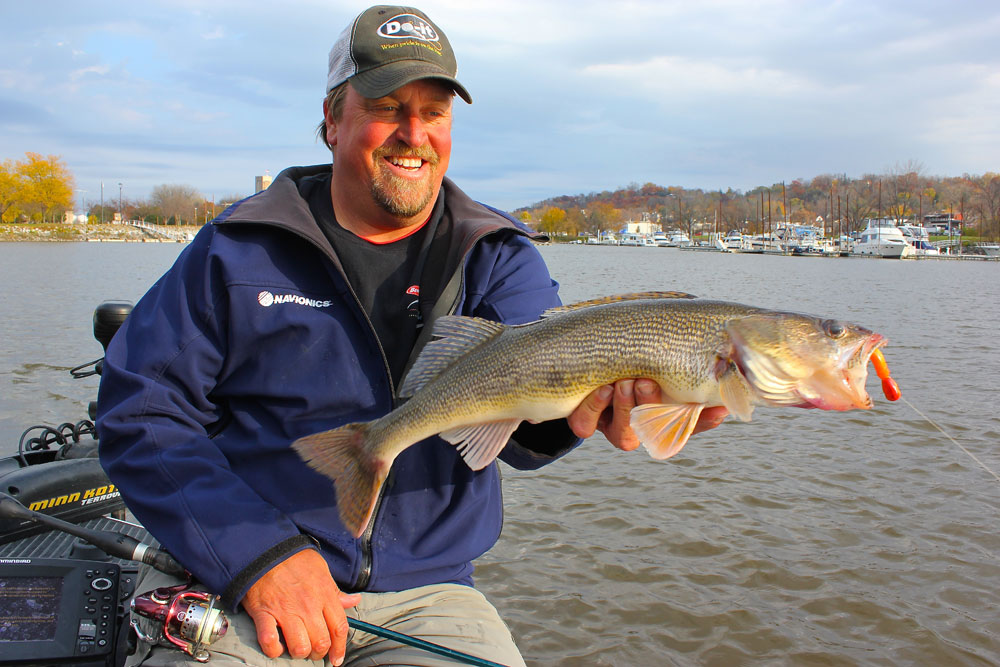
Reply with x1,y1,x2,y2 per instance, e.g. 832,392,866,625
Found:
901,397,1000,484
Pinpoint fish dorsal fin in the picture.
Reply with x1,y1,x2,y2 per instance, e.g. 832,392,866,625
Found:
398,315,506,398
440,419,523,470
629,403,705,460
541,291,698,318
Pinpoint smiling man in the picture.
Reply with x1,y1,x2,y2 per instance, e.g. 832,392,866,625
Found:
98,5,723,667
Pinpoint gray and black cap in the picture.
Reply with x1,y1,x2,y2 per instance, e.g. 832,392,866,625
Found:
326,5,472,103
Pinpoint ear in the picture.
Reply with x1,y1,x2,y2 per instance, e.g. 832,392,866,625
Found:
322,100,338,148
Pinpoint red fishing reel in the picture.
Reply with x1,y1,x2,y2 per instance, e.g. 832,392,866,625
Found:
130,584,229,663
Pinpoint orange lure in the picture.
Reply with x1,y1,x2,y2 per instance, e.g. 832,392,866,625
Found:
871,349,901,401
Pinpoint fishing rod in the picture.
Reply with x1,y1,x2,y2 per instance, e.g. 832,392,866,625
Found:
347,618,509,667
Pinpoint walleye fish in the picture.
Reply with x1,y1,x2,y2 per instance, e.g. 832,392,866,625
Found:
293,291,887,537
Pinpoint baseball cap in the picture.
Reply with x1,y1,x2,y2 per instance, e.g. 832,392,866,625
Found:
326,5,472,103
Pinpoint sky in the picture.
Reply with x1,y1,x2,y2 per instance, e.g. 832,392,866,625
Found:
2,0,998,213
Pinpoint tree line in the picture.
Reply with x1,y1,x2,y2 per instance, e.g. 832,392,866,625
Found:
0,152,244,226
517,165,1000,242
5,152,998,240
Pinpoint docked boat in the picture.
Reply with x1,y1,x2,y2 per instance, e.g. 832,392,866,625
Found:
852,219,914,258
722,230,750,251
898,224,940,256
668,231,692,247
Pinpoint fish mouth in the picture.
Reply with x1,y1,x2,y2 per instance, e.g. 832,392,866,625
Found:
794,332,885,411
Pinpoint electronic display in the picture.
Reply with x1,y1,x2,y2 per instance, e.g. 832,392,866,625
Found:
0,559,119,663
0,575,64,642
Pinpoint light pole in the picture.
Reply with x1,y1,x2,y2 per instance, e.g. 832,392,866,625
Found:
76,189,86,222
101,182,104,224
664,193,677,231
118,182,124,223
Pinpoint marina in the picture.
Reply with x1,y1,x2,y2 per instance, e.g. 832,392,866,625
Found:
577,220,998,262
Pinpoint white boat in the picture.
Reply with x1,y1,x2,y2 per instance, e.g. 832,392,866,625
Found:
652,234,670,247
722,230,750,251
898,224,940,256
852,219,914,258
779,224,825,254
668,231,692,247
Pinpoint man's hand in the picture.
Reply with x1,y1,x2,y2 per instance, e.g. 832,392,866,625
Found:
567,379,728,451
242,549,360,665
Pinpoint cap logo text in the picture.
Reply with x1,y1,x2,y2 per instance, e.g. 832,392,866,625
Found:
378,14,439,43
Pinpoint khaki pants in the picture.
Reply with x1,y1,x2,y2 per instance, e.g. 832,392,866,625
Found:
126,565,526,667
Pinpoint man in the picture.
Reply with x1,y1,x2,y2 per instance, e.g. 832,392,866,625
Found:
98,5,725,665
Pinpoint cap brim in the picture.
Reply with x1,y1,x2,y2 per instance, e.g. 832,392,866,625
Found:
350,61,472,104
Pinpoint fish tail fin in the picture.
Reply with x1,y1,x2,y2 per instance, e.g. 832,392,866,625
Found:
292,424,388,538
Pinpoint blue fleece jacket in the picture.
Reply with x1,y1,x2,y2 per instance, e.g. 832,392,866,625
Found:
96,165,580,606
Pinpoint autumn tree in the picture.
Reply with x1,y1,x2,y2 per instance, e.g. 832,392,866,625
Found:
538,207,566,236
0,153,75,222
967,173,1000,240
151,184,204,225
584,202,622,236
0,159,25,223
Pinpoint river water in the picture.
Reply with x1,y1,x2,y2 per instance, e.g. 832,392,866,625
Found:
1,242,998,665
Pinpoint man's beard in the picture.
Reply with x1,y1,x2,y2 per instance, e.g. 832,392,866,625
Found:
370,144,440,220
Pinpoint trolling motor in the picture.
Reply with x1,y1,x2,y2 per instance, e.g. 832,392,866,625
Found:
71,301,134,422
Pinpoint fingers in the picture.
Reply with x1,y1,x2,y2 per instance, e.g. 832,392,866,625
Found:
604,380,640,451
693,406,728,434
567,384,614,438
569,380,667,450
570,380,726,452
242,550,355,663
246,609,283,659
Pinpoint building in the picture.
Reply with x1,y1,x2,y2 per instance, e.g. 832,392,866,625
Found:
255,172,273,193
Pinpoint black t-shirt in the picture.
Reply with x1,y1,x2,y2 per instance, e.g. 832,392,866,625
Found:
300,172,446,388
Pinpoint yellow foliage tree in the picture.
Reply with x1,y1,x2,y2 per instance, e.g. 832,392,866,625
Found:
0,159,26,223
539,206,566,235
17,153,75,222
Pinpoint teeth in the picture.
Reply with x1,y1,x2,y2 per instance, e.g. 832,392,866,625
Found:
388,157,422,169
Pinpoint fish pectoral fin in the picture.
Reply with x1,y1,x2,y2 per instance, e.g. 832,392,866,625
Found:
718,365,756,422
629,403,704,460
440,419,523,470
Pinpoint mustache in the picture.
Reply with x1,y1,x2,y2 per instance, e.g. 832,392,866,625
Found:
372,143,439,165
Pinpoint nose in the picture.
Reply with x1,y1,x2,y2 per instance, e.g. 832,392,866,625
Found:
395,112,429,147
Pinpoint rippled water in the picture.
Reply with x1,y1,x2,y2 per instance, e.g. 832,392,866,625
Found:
481,245,1000,665
1,243,998,665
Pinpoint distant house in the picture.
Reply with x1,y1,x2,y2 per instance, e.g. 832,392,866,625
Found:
923,213,962,232
621,219,660,236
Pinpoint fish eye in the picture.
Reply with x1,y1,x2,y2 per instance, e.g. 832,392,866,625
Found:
823,320,846,338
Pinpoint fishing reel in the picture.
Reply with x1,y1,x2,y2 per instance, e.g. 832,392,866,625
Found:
130,583,229,663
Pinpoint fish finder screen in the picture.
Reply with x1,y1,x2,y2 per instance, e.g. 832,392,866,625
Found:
0,575,63,642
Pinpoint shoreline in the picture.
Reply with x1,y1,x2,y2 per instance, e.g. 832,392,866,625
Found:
0,223,203,243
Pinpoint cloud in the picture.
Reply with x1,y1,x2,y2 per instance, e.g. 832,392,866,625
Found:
2,0,999,211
